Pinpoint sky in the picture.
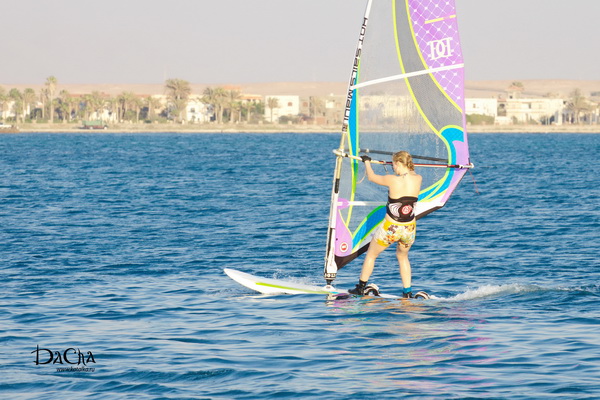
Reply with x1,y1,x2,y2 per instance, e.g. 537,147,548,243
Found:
1,0,598,85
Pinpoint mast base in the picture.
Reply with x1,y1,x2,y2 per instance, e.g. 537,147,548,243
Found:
324,272,337,287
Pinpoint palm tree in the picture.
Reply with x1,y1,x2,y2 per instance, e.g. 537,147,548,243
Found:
39,88,49,120
243,99,252,123
201,87,228,124
247,101,264,124
146,96,162,121
116,93,126,121
105,97,118,123
0,86,7,121
130,96,143,122
45,76,58,123
57,90,72,123
22,88,37,120
117,91,138,122
266,97,279,123
212,88,228,124
226,90,241,123
567,89,590,124
61,90,80,123
231,101,242,124
84,91,106,121
8,89,23,123
164,79,191,122
256,102,265,123
201,87,219,123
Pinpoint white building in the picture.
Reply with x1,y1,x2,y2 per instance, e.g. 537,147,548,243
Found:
465,97,565,125
466,98,498,118
185,98,213,123
500,98,565,125
264,95,300,123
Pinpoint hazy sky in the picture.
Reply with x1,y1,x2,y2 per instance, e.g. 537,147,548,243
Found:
1,0,598,85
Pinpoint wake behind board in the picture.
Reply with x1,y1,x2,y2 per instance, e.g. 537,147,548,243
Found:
224,268,429,299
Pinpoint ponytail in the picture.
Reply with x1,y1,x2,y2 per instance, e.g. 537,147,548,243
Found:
392,151,414,171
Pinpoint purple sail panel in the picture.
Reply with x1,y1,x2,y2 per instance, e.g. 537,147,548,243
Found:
408,0,465,111
334,198,353,258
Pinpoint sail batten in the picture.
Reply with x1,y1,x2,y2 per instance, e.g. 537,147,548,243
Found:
350,63,464,91
324,0,471,283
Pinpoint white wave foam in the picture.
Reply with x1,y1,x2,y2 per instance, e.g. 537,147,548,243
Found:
442,283,544,301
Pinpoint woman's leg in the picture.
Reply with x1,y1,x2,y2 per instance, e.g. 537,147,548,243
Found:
396,243,412,290
359,240,387,282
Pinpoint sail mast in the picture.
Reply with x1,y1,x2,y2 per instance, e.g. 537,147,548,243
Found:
324,0,373,285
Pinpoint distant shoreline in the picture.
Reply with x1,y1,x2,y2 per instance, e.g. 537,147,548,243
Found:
3,79,600,98
8,122,600,134
3,80,600,135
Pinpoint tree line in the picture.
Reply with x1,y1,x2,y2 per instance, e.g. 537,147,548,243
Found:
3,77,596,126
0,77,267,125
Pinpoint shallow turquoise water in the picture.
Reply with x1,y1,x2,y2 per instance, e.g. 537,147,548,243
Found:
1,132,599,399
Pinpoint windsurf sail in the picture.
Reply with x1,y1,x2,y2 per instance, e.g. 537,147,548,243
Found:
324,0,473,284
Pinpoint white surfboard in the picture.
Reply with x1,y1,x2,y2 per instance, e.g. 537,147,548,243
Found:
224,268,403,299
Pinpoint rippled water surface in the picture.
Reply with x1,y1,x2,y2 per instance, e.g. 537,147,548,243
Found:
1,132,599,399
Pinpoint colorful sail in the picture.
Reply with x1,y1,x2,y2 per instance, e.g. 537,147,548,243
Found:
324,0,472,283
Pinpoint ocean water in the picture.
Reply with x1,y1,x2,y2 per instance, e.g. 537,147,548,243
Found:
0,132,599,399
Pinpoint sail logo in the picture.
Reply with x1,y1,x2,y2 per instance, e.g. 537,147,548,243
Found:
428,37,453,60
343,16,368,129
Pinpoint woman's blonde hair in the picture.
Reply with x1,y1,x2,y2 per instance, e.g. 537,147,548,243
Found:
392,151,414,171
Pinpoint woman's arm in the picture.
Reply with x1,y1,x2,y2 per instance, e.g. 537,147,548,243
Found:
364,160,390,187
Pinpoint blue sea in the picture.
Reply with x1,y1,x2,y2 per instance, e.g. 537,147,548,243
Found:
1,132,599,399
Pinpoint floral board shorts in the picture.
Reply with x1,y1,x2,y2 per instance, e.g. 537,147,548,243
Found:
374,219,416,248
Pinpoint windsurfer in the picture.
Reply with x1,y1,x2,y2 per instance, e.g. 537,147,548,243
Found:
349,151,422,298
